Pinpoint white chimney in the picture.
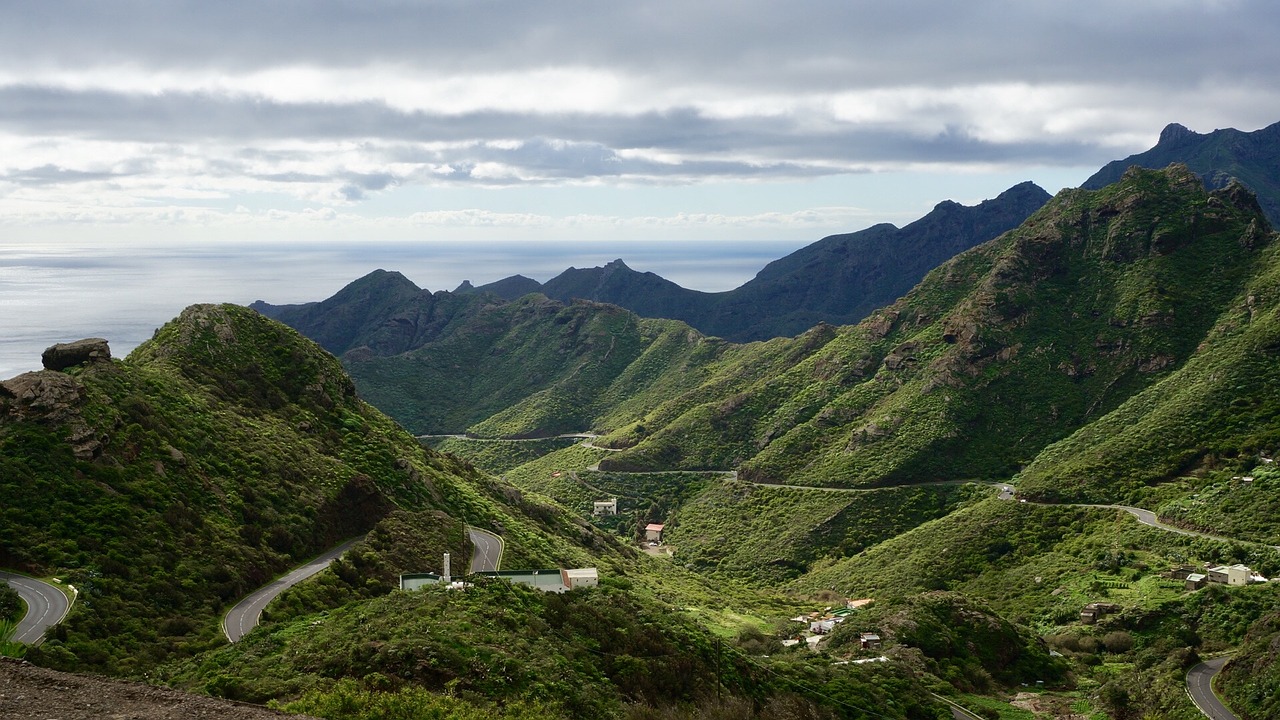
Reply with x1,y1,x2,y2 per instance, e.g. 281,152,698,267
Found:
443,553,451,584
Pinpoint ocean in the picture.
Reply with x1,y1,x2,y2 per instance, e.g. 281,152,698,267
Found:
0,239,806,379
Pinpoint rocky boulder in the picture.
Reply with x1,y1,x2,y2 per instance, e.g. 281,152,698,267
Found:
42,338,111,371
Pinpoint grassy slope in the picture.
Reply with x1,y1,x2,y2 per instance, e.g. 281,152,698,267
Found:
1015,231,1280,503
596,167,1275,490
0,304,603,674
663,480,987,585
344,297,749,438
162,580,947,720
791,497,1280,719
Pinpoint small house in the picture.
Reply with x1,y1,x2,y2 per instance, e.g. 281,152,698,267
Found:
1206,565,1252,585
1080,602,1120,624
561,567,599,590
1185,573,1207,590
810,619,837,634
593,498,618,516
859,632,882,650
644,523,665,543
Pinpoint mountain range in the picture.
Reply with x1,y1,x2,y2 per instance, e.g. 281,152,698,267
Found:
1085,120,1280,226
455,181,1052,342
10,122,1280,719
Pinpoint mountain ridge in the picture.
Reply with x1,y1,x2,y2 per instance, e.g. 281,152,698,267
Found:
452,181,1051,342
1084,120,1280,226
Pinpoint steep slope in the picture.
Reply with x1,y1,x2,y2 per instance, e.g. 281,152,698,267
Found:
1014,220,1280,503
701,181,1052,340
341,296,774,437
265,183,1048,359
598,166,1274,486
526,182,1049,341
0,304,602,674
1084,120,1280,226
251,270,496,358
1219,609,1280,720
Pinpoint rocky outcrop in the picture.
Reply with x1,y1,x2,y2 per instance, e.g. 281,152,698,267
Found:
0,370,101,459
41,338,111,371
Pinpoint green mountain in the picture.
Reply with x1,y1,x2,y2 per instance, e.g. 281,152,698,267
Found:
463,182,1050,342
7,305,975,719
595,165,1275,488
0,304,601,674
251,270,490,357
1084,121,1280,226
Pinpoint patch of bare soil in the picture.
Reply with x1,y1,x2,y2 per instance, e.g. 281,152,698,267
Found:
0,658,314,720
1009,691,1088,719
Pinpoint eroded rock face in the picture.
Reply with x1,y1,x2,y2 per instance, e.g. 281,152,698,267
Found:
42,338,111,371
1,371,86,423
0,370,102,460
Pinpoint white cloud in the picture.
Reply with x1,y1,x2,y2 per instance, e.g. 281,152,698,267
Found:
0,0,1275,241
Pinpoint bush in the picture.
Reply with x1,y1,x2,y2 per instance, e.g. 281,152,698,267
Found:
0,585,22,622
1102,631,1134,654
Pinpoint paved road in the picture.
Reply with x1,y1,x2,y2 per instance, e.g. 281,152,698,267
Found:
222,536,364,642
746,478,998,493
467,527,504,573
1187,657,1239,720
1047,503,1280,550
1,572,70,645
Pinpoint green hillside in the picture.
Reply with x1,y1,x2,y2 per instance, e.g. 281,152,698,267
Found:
0,304,599,673
345,297,771,438
597,165,1275,489
1084,121,1280,226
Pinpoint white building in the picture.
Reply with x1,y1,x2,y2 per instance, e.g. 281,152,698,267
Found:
561,568,599,590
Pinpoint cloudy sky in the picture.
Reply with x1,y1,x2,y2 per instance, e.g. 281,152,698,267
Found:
2,0,1277,251
2,1,1279,376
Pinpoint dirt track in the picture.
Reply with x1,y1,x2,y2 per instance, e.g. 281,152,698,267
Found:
0,658,314,720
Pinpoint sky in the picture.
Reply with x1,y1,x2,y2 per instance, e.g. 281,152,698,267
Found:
2,0,1280,376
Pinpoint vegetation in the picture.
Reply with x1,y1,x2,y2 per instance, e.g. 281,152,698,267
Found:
1219,607,1280,720
10,164,1280,717
427,436,583,475
0,304,598,674
0,583,21,622
664,481,986,585
827,591,1067,692
164,581,946,720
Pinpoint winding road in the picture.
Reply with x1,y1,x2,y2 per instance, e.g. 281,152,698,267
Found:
222,526,504,642
222,536,364,642
1,571,71,645
467,527,504,573
1187,657,1238,720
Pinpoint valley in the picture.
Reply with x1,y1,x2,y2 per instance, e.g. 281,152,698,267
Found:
6,157,1280,720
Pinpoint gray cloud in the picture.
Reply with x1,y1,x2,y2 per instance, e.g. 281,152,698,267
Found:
0,1,1276,202
0,163,146,186
3,2,1276,90
0,84,1117,193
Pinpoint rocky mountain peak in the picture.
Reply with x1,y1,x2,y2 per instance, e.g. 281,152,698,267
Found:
1158,122,1196,145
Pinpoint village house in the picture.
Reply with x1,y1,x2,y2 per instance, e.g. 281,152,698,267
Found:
1079,602,1121,625
399,554,602,594
561,567,599,590
1184,573,1207,590
859,632,882,650
593,498,618,515
644,523,665,543
1207,564,1254,586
